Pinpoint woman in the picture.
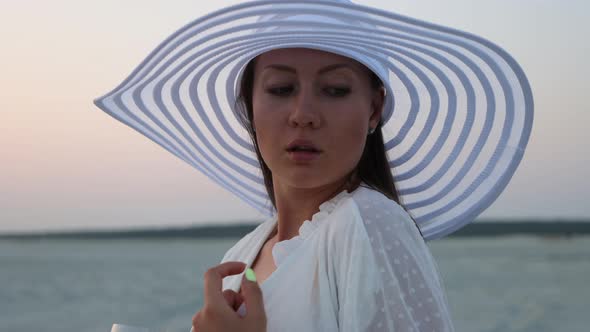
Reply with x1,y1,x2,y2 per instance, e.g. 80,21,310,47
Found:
193,47,456,331
95,1,533,331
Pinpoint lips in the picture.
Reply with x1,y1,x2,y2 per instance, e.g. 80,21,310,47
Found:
286,139,322,153
286,139,322,162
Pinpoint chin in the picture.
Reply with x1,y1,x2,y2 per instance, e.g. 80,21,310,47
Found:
281,170,348,191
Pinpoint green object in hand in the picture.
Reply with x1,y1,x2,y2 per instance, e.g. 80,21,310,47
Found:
245,268,257,282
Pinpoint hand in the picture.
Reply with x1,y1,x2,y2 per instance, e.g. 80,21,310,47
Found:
192,261,267,332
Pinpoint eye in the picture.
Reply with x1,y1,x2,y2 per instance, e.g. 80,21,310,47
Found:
266,85,294,97
324,86,351,97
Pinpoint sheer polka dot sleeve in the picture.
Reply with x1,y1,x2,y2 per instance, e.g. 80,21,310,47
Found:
336,190,455,331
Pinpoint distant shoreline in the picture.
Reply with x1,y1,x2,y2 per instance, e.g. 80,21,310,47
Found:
1,220,589,240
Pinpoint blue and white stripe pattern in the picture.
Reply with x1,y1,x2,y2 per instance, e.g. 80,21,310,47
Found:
94,0,533,240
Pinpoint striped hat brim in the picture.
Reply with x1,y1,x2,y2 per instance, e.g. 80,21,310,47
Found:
94,0,534,240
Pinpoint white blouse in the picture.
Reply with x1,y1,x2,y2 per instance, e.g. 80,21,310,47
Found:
219,185,455,331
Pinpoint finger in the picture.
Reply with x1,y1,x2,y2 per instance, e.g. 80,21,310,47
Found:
222,289,236,306
234,292,244,311
240,268,267,323
222,289,244,310
203,261,246,306
191,310,201,332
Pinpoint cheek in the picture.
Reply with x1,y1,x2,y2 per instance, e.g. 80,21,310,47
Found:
338,123,367,160
327,104,370,164
252,101,285,161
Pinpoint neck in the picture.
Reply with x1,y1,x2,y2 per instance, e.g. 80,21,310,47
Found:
270,176,359,242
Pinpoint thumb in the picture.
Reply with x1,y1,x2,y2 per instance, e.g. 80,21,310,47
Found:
241,268,267,323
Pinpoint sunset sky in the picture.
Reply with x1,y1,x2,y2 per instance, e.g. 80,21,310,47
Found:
1,0,588,233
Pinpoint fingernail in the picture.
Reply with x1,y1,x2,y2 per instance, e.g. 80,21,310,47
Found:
245,268,257,282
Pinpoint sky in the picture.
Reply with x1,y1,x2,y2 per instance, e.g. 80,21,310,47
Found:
1,0,589,233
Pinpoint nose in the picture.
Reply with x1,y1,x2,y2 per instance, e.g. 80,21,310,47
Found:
288,88,321,129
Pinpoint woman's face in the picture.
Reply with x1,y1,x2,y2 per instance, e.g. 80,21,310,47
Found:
252,48,384,190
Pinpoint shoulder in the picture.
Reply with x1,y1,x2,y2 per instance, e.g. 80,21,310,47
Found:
325,185,428,275
349,185,423,243
350,185,411,221
335,187,455,331
323,185,418,249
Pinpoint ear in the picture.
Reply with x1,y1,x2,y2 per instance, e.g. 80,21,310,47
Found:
369,86,385,129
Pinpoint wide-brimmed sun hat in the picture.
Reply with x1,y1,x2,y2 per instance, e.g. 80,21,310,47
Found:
94,0,533,241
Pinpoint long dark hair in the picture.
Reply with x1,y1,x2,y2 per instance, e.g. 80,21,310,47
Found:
235,56,423,238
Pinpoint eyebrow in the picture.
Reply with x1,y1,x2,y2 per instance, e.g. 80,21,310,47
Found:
262,63,356,74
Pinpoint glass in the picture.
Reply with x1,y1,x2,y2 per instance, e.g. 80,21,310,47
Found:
110,323,174,332
110,324,149,332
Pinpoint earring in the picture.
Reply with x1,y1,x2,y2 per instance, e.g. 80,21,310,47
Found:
368,126,376,135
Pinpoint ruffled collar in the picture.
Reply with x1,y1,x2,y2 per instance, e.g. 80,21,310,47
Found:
270,189,351,266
